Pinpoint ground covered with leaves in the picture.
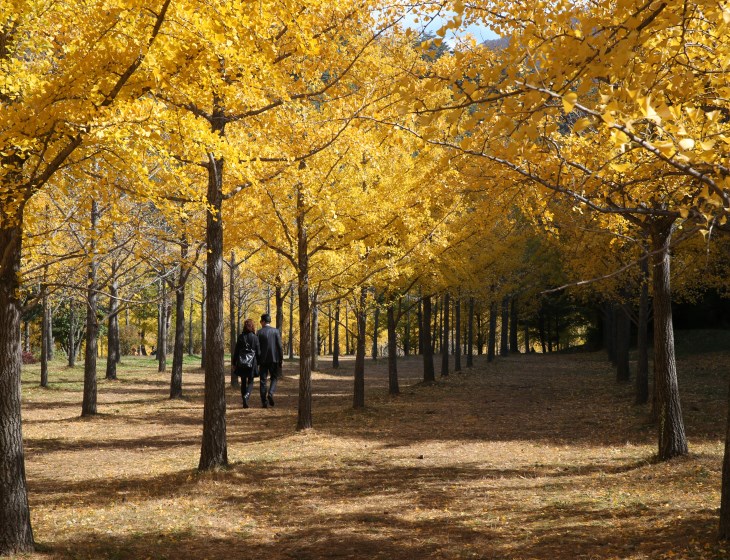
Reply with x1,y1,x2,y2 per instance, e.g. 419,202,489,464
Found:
17,331,730,559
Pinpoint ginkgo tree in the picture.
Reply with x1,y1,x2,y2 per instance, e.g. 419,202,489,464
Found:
0,1,174,553
397,0,730,463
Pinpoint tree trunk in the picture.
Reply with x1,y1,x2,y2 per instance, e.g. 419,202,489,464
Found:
500,296,509,356
441,293,449,377
46,303,53,361
372,296,379,360
467,297,474,367
719,379,730,538
436,300,442,353
345,302,350,356
229,251,238,388
0,220,35,554
275,283,285,334
40,279,49,388
417,297,423,355
157,278,168,373
488,300,497,362
475,313,484,356
105,263,119,381
510,296,519,353
422,295,435,382
171,240,188,399
68,304,76,367
524,322,530,353
354,287,367,408
81,200,99,417
603,302,613,359
454,297,461,372
198,151,228,471
387,301,399,396
288,284,294,359
297,186,313,430
616,302,631,383
404,296,411,356
539,308,547,353
608,303,618,365
311,293,319,371
188,289,193,356
636,254,650,405
200,282,206,369
651,221,687,460
333,299,340,369
327,303,332,355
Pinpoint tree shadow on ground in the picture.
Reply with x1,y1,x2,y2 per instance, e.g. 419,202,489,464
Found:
22,349,730,560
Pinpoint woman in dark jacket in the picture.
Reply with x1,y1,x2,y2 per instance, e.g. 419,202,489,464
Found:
232,318,260,408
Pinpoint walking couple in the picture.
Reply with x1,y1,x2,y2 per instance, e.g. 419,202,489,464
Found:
231,313,283,409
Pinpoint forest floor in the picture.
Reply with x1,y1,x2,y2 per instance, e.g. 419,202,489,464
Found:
16,330,730,560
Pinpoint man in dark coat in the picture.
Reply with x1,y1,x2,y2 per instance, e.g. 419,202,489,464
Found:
257,313,283,407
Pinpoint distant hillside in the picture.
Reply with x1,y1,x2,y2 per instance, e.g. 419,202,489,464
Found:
482,36,510,50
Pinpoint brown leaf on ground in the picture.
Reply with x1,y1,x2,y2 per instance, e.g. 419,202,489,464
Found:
18,345,730,559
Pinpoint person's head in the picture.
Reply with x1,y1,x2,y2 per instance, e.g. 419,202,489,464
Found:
243,318,255,334
260,313,271,326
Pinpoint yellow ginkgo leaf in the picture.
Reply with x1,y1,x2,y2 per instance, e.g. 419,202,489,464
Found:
678,138,695,151
562,92,578,113
573,117,591,133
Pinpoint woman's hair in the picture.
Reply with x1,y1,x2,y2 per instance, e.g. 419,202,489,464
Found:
243,318,255,334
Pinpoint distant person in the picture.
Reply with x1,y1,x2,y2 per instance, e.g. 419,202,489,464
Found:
257,313,283,408
232,318,260,408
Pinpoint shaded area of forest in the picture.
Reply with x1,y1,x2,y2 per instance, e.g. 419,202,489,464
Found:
19,331,730,559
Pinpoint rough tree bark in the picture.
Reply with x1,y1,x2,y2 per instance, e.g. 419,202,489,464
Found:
387,300,399,396
327,303,332,355
188,291,193,356
354,287,367,408
311,293,319,371
0,221,34,554
198,148,228,471
275,283,285,334
288,284,294,360
509,296,519,354
422,295,435,382
68,304,76,367
636,253,650,405
441,293,450,377
616,302,631,383
651,220,687,460
719,379,730,538
538,308,547,354
417,297,423,355
296,185,313,430
200,282,206,370
229,251,238,388
333,299,340,369
467,297,474,367
106,260,119,381
500,296,509,356
477,313,484,355
81,200,99,417
40,277,49,388
403,296,411,357
371,295,379,361
171,239,188,399
488,300,497,362
454,297,461,372
157,278,168,373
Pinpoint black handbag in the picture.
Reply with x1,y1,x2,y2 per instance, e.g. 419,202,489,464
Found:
238,338,254,368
